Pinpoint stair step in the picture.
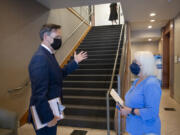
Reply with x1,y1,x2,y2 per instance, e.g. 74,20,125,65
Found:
86,33,120,38
88,30,120,35
76,47,117,53
91,27,121,30
79,43,119,48
79,41,123,48
63,81,117,88
91,26,121,30
85,34,120,39
59,115,114,129
84,48,119,51
88,31,120,35
71,69,119,75
78,58,120,64
64,104,115,118
77,49,119,53
63,87,108,97
63,95,115,106
82,40,119,44
86,54,120,59
91,27,120,31
77,46,118,51
92,24,121,28
65,104,114,110
92,25,121,28
85,36,120,40
78,63,120,69
83,37,119,41
87,33,120,38
87,33,119,37
81,50,119,55
64,74,117,81
70,54,121,60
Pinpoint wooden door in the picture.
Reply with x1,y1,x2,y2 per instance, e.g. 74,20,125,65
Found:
162,32,170,88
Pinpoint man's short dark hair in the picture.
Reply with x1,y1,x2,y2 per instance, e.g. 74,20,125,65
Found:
39,24,61,41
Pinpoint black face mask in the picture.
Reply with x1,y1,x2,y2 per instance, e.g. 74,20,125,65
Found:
51,38,62,50
130,62,140,75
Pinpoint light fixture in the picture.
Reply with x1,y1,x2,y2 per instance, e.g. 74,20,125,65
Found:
170,24,173,28
148,25,152,29
148,38,152,41
150,13,156,17
150,19,155,22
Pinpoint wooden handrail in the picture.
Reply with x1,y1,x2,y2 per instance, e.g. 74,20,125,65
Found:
67,8,90,26
20,110,29,127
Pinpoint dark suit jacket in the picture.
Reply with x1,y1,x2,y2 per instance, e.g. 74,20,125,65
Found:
28,45,78,124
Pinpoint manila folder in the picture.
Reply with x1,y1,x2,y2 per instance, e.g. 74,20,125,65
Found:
110,89,124,107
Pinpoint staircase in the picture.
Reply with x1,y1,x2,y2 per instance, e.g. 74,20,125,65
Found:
60,25,123,129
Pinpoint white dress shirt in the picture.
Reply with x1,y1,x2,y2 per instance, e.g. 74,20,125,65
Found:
41,44,54,54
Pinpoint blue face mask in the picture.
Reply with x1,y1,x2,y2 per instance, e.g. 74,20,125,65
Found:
130,62,140,75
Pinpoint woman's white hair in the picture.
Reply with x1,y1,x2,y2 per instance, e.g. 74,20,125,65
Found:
134,51,156,77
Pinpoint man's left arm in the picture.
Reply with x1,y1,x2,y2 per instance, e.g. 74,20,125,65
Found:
62,60,78,78
62,51,87,78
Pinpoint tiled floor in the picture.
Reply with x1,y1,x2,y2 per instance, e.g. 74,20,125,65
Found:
159,89,180,135
18,124,116,135
18,90,180,135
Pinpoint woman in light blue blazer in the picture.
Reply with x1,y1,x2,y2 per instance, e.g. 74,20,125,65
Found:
118,51,162,135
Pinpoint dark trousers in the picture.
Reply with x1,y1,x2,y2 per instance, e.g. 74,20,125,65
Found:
32,122,57,135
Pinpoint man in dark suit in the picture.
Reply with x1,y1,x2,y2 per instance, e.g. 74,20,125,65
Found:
28,24,87,135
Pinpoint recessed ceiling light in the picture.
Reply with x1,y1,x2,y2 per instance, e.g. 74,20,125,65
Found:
148,38,152,41
150,19,155,22
150,13,156,17
170,24,173,28
148,25,152,29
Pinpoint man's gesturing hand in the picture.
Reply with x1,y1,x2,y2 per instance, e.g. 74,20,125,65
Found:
74,51,88,64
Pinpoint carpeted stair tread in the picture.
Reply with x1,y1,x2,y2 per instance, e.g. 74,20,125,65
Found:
62,115,114,122
64,104,114,110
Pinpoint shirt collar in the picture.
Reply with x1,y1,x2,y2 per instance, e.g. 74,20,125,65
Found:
41,44,54,54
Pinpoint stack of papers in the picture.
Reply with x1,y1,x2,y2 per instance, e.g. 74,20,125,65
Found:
31,97,65,130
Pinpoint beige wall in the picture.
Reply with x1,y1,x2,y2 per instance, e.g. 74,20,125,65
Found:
0,0,89,118
46,9,89,64
131,41,159,59
73,6,90,23
174,13,180,103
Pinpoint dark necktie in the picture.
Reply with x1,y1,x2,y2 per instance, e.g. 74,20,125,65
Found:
51,54,59,67
52,53,55,58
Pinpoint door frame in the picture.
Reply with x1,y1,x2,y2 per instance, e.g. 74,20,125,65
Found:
162,21,174,98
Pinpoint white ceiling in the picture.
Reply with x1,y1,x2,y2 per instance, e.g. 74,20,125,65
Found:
131,29,161,43
121,0,180,22
120,0,180,42
36,0,180,43
37,0,120,9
